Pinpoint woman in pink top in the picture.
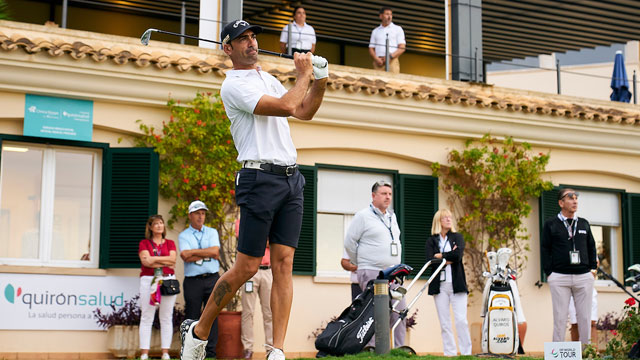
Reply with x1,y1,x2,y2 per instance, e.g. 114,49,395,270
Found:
138,215,178,360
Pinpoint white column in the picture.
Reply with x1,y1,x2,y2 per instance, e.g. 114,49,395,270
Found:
199,0,222,49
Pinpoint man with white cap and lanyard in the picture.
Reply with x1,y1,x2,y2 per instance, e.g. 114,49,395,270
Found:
179,19,328,360
178,200,221,359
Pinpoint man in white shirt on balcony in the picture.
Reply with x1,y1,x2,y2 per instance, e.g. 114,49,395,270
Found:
369,7,406,73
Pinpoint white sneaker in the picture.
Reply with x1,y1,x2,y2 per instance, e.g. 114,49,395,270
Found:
265,345,285,360
180,319,207,360
161,353,171,360
140,354,149,360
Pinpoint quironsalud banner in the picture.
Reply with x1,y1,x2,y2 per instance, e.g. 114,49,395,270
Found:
0,273,138,330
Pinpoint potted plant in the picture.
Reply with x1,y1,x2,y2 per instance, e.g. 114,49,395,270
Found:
93,295,186,358
136,92,243,358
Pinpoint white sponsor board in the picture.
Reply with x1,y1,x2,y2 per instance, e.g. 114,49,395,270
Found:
544,341,582,360
0,273,139,330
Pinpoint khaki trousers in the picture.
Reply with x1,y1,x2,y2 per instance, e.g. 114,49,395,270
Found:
241,268,273,351
373,57,400,73
548,272,594,344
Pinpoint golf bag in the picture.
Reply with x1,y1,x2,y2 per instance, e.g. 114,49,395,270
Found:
315,279,375,356
480,248,520,356
315,264,413,356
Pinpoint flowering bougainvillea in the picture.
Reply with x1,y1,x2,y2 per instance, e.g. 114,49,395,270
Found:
135,92,241,308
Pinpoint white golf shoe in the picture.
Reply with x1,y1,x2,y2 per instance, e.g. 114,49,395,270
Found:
265,345,285,360
180,319,207,360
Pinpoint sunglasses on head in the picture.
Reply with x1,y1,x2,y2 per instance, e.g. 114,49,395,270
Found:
372,180,392,192
560,192,579,200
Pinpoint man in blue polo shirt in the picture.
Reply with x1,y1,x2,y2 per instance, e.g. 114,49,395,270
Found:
179,200,221,359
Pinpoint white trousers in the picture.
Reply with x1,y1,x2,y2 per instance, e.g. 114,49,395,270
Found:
548,272,594,344
433,282,472,356
139,275,178,349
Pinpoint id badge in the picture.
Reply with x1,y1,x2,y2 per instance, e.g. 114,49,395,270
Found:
570,250,580,265
440,270,446,282
154,267,163,277
195,259,203,266
390,243,399,256
245,281,253,293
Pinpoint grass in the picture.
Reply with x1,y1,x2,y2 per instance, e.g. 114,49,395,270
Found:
297,348,544,360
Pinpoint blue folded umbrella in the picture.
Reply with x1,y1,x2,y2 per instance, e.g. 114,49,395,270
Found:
611,51,631,103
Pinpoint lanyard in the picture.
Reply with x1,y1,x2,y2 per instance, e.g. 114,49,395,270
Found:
439,235,451,253
192,228,204,248
558,213,578,250
370,205,395,242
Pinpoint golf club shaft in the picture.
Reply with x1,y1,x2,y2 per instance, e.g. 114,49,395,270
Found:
146,29,293,59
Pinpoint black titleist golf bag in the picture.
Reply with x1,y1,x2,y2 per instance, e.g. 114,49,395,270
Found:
314,264,413,356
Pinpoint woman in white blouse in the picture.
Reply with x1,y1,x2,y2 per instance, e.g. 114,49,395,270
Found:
279,6,316,54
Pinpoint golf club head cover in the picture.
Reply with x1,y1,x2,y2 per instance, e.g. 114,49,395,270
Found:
312,55,329,80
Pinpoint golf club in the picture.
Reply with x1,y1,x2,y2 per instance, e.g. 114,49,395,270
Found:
141,28,293,59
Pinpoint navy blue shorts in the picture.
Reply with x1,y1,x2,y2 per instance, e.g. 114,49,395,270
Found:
234,168,305,257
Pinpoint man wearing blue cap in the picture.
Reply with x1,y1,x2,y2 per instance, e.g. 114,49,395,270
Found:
180,20,328,360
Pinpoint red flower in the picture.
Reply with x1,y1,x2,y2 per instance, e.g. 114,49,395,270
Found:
201,185,207,191
503,154,508,159
493,147,499,154
170,115,174,122
194,109,201,114
211,183,216,188
197,120,203,126
179,128,184,133
226,140,232,144
207,92,212,96
230,190,235,195
625,297,636,306
183,178,189,184
538,152,544,156
612,330,618,336
187,139,191,144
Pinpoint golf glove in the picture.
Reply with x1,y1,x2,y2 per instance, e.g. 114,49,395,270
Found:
312,55,329,80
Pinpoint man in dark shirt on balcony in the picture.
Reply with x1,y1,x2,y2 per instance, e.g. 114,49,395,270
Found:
541,188,597,346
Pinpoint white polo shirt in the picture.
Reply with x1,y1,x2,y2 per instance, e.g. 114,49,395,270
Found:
220,68,297,166
369,22,406,57
279,22,316,50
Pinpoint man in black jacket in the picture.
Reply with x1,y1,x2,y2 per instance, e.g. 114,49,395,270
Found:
541,188,597,346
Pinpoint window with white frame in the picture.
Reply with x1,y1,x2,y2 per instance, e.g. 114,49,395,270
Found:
315,168,394,277
576,190,621,281
0,141,102,267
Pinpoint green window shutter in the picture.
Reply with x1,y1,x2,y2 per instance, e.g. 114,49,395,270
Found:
539,188,560,281
100,148,159,268
294,165,316,275
623,193,640,276
399,174,438,278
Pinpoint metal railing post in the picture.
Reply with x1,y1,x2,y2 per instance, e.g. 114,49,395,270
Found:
474,47,478,82
385,34,390,72
180,2,186,45
556,59,561,95
374,279,390,354
634,70,637,105
62,0,68,28
287,22,293,56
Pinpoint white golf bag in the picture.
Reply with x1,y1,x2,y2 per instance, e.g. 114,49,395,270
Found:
480,248,520,355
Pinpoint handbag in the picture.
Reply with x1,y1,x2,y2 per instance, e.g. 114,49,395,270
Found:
160,279,181,295
147,239,181,295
